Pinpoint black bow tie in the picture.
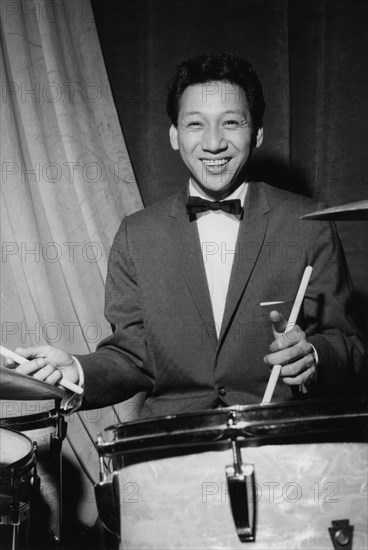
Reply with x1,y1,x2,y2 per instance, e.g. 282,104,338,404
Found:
186,196,243,221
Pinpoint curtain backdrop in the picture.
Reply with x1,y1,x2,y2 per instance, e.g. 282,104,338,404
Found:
1,0,368,541
0,0,144,536
92,0,368,334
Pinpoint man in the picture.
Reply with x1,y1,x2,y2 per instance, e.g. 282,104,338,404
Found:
9,53,366,416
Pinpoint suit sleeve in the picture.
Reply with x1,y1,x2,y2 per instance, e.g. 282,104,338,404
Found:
303,220,367,396
75,218,155,409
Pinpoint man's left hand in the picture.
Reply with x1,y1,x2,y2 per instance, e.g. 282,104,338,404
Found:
263,310,317,386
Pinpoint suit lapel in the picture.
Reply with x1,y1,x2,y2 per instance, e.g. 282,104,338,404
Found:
169,190,218,350
218,182,270,345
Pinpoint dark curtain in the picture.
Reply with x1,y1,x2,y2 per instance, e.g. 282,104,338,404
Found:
91,0,368,331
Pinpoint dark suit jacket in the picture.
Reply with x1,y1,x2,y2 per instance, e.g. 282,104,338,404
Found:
77,182,366,417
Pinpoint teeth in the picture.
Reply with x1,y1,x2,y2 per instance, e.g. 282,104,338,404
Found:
202,158,230,166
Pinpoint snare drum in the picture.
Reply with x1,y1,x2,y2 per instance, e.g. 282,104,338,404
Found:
0,410,66,546
0,428,35,550
95,399,368,550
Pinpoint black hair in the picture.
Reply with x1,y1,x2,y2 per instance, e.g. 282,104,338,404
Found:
166,53,266,129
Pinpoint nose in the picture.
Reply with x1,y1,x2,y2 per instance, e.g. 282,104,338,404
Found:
201,125,227,153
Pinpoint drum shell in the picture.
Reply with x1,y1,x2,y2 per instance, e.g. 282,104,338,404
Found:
0,428,35,550
0,410,66,543
96,400,368,550
116,440,367,549
0,428,35,515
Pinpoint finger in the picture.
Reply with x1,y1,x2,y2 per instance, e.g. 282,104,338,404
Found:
270,310,287,334
279,351,316,378
264,339,311,366
283,363,317,386
269,326,304,352
15,346,52,360
32,364,59,382
4,358,17,369
15,358,46,376
45,369,63,386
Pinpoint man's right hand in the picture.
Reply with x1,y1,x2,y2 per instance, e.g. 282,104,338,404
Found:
3,345,80,387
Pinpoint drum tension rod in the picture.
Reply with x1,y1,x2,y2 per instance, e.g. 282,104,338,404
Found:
97,433,107,482
32,441,41,492
226,415,256,543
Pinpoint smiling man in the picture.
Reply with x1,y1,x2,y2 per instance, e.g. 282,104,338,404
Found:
9,53,366,415
169,79,263,199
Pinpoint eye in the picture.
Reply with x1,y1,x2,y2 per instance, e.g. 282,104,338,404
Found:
187,121,203,128
224,119,248,127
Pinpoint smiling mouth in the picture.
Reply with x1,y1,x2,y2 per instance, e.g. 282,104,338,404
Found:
201,158,231,167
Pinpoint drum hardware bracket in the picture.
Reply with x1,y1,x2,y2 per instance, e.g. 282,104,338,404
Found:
226,415,256,543
0,501,30,526
97,433,107,483
1,501,30,550
49,415,67,460
94,434,121,549
94,474,121,541
9,501,30,526
328,519,354,550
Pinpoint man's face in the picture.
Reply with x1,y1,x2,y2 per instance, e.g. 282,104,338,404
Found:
170,81,263,199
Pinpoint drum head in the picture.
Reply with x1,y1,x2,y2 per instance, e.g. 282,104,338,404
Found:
0,427,33,471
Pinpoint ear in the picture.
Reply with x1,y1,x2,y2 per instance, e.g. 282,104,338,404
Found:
256,128,263,147
255,127,263,148
169,125,179,150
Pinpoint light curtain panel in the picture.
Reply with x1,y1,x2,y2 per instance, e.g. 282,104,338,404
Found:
0,0,143,530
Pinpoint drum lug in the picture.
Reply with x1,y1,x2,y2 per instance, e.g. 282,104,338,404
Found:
226,439,256,543
328,520,354,550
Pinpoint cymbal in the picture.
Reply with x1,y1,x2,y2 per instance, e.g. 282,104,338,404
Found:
301,200,368,221
0,367,64,400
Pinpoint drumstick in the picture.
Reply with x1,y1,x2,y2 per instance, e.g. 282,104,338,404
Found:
261,266,313,405
0,345,83,395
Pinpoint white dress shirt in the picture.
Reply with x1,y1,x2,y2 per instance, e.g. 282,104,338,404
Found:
188,179,248,337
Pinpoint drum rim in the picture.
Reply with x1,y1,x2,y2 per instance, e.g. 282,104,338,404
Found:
0,427,35,475
0,409,59,431
106,396,368,431
97,397,368,457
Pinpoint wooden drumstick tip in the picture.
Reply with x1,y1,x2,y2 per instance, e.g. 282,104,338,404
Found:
0,345,28,364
